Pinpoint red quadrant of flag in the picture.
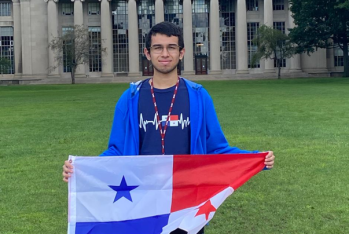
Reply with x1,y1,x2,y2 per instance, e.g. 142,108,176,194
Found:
170,115,178,121
170,153,267,212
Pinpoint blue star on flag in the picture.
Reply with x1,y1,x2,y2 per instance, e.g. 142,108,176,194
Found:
108,176,139,203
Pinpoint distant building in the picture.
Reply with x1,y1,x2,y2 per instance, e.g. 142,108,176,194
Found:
0,0,344,81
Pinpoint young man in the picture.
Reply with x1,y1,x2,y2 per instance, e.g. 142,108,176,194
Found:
63,22,275,234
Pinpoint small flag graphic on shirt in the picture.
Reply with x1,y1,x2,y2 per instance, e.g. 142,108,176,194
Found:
162,115,179,127
67,153,267,234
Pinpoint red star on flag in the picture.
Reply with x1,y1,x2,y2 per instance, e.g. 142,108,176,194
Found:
195,200,217,220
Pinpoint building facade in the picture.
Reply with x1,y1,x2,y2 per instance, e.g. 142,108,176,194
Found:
0,0,344,81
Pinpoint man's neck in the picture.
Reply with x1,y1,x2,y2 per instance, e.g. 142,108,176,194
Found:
151,72,178,89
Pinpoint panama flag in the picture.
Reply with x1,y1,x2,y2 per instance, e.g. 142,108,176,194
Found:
162,115,179,127
67,153,267,234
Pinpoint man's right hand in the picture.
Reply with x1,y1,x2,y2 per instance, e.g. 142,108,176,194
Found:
62,160,73,182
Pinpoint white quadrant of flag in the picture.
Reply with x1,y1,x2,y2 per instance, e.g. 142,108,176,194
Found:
69,155,174,223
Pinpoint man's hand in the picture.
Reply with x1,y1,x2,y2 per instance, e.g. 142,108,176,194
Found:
62,159,73,182
264,151,275,169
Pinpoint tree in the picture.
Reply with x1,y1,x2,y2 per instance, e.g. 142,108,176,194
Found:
289,0,349,77
49,25,105,84
0,57,12,75
251,25,296,79
336,0,349,9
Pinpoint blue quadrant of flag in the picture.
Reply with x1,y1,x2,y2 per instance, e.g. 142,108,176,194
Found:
75,215,170,234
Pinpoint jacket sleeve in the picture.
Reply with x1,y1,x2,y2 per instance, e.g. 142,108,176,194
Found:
203,89,258,154
100,91,129,156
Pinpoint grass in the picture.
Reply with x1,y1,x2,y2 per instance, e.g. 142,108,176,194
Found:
0,78,348,234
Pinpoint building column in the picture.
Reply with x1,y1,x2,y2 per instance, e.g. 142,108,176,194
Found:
73,0,85,75
128,0,140,76
46,0,59,76
182,0,194,75
288,1,301,72
100,0,113,76
73,0,84,25
20,0,32,76
209,0,221,74
155,0,164,23
264,0,274,72
12,0,22,76
236,0,248,74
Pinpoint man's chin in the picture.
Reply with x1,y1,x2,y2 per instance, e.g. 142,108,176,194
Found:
153,65,178,75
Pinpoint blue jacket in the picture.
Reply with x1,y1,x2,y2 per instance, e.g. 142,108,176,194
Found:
100,78,257,156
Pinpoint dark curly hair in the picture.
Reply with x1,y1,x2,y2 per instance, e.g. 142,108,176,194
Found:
145,21,184,51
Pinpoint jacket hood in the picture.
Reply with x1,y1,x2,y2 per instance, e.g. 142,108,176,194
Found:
129,80,144,97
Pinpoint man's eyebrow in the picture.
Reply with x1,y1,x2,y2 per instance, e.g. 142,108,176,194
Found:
151,44,179,47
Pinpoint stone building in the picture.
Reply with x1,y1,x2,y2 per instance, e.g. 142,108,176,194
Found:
0,0,345,83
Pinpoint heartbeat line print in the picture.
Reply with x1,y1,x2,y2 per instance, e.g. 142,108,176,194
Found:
139,113,190,132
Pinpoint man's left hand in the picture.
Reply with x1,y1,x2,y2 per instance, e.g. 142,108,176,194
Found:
264,151,275,169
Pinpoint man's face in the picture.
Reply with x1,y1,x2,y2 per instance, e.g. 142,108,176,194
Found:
144,33,185,75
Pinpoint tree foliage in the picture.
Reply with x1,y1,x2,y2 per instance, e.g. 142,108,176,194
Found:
49,25,105,84
289,0,349,77
251,25,296,79
0,57,12,75
336,0,349,9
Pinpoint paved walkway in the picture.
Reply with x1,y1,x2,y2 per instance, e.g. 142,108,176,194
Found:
0,71,328,85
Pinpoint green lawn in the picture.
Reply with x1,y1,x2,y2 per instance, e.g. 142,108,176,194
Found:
0,78,348,234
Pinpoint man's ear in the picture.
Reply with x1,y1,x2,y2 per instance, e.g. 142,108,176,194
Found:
179,47,185,60
144,47,151,60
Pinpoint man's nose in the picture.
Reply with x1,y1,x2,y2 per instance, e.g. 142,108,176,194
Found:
161,47,170,56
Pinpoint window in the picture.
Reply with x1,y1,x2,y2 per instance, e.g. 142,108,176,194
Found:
62,27,73,36
62,27,73,73
0,2,11,16
137,0,155,72
62,3,74,15
89,27,102,72
192,0,209,56
88,3,100,15
273,22,286,67
274,57,286,68
164,0,183,28
0,27,14,74
273,0,284,11
247,0,258,11
334,46,344,67
219,0,235,69
112,0,129,72
247,22,260,68
273,21,285,34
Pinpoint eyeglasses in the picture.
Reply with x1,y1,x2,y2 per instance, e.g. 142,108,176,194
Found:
149,45,181,54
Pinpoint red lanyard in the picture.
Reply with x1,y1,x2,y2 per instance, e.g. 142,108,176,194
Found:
150,77,180,155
